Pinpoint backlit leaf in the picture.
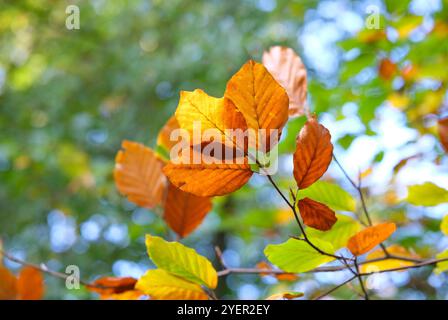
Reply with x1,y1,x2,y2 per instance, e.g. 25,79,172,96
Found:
136,269,208,300
224,60,289,151
347,222,396,256
156,116,180,161
163,147,252,197
441,215,448,236
17,267,44,300
266,291,304,300
360,245,418,273
378,58,396,80
293,117,333,189
164,183,213,238
297,181,356,212
298,197,337,231
145,235,217,289
87,276,139,300
0,266,18,300
434,250,448,275
406,182,448,206
264,237,335,273
307,214,361,250
114,140,167,209
262,46,307,117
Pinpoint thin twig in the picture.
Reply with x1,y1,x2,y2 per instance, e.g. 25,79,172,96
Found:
314,275,357,300
354,258,369,300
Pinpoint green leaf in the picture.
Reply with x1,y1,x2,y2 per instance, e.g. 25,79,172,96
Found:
306,214,362,250
145,235,217,289
434,250,448,275
264,237,335,273
406,182,448,206
441,215,448,236
297,181,356,212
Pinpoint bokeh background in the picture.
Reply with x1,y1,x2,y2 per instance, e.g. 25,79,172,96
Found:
1,0,448,299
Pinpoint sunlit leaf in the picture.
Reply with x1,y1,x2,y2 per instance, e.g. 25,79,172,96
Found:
266,291,304,300
298,197,337,231
156,116,180,161
293,117,333,189
297,181,356,212
0,266,18,300
434,250,448,275
441,215,448,236
136,269,208,300
347,222,396,256
264,238,335,273
17,267,44,300
114,140,167,209
87,276,139,300
307,214,361,250
406,182,448,206
164,183,213,238
145,235,217,289
262,46,307,117
360,245,418,273
378,58,396,80
438,117,448,153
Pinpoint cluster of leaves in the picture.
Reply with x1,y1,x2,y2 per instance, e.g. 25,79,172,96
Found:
0,264,44,300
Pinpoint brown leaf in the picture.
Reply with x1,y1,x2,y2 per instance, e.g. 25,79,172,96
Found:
114,140,167,209
347,222,396,256
293,117,333,189
438,117,448,153
298,197,337,231
0,266,18,300
164,183,213,238
262,46,307,117
17,267,44,300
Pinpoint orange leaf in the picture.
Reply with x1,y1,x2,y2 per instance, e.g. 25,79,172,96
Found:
156,116,180,159
87,276,141,300
164,183,213,238
17,267,44,300
298,198,337,231
438,117,448,153
224,60,289,151
347,222,396,256
114,140,167,209
163,147,253,197
0,266,18,300
256,261,298,281
262,46,307,117
293,117,333,189
378,58,397,80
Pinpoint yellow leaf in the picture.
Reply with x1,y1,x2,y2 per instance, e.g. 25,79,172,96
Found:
136,269,208,300
360,245,418,273
114,141,167,209
145,235,217,289
441,214,448,236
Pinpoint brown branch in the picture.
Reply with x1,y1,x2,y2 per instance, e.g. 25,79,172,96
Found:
354,258,369,300
314,275,357,300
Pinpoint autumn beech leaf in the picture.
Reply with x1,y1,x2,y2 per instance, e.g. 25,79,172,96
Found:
438,117,448,153
255,261,298,281
87,276,142,300
136,269,208,300
225,60,289,151
360,245,419,273
293,117,333,189
163,147,253,197
0,266,18,300
164,183,212,238
17,267,44,300
347,222,396,256
145,235,217,289
297,181,356,212
262,46,307,117
114,140,167,209
378,58,397,80
266,291,304,300
298,197,337,231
